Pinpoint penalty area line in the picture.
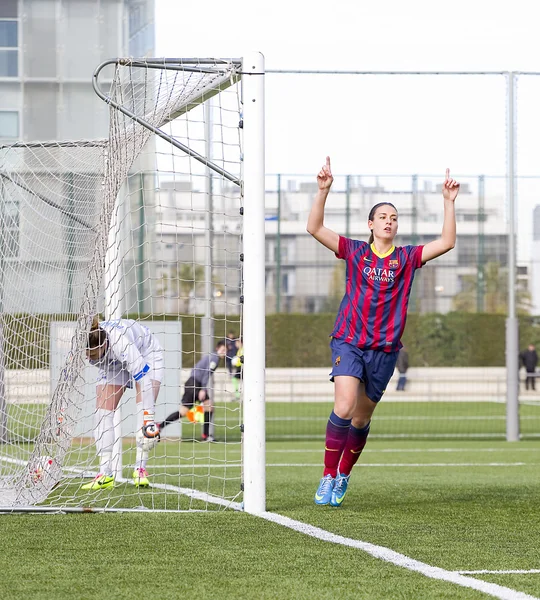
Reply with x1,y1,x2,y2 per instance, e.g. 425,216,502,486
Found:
258,511,539,600
457,570,540,575
0,454,536,597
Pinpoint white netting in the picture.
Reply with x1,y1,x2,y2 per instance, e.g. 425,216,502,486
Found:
0,58,245,511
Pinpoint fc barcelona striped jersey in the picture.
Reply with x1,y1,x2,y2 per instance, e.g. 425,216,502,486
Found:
331,236,424,352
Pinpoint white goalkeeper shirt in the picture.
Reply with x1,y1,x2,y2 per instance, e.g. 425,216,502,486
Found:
89,319,163,382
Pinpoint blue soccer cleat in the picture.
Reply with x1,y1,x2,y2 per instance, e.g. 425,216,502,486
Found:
314,474,335,505
330,473,350,507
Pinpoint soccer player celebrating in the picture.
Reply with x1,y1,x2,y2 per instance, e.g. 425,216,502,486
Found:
158,340,227,442
308,157,460,507
83,317,164,490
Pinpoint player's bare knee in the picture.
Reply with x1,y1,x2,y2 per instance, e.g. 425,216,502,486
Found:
333,397,356,420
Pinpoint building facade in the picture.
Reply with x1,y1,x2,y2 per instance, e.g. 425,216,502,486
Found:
0,0,154,144
151,174,519,316
0,0,155,314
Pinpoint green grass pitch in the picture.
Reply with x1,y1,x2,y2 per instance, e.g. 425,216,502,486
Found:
1,438,540,599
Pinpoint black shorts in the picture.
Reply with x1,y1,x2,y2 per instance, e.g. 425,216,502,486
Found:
181,377,209,408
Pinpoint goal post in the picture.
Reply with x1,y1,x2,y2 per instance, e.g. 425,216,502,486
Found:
241,53,266,514
0,54,266,513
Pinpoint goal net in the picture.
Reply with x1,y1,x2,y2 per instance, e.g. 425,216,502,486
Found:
0,55,265,512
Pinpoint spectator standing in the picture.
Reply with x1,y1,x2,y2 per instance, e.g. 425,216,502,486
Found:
520,344,538,391
396,346,409,391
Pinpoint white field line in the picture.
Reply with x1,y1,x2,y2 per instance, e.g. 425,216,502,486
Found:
16,460,533,472
259,511,539,600
266,447,540,454
148,462,531,469
0,455,242,511
266,416,540,421
457,570,540,575
260,462,530,468
273,434,540,439
155,447,540,455
0,456,536,598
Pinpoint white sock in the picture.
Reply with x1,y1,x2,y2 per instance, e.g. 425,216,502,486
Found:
141,377,155,414
95,409,115,477
135,404,148,470
135,445,149,471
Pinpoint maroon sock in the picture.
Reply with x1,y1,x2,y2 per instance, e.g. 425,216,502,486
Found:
323,411,352,478
338,422,371,476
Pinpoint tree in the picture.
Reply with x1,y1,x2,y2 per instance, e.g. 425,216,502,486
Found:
452,262,531,315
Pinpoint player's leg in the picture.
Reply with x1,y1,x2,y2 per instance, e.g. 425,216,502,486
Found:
201,389,214,441
330,385,376,507
134,378,161,487
81,383,125,490
158,377,194,431
315,375,360,505
139,352,164,438
331,350,397,507
315,338,364,505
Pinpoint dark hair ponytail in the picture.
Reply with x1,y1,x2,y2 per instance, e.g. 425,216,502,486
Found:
87,316,107,350
367,202,398,244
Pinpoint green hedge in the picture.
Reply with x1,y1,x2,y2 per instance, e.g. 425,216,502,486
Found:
2,312,540,370
265,312,540,368
0,314,241,370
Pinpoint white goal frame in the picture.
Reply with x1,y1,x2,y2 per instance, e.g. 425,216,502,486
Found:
0,53,266,514
92,53,267,514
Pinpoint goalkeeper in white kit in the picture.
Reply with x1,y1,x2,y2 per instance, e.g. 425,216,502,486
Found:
82,317,164,490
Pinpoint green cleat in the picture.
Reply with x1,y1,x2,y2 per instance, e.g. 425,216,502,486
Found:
81,474,115,490
133,467,150,488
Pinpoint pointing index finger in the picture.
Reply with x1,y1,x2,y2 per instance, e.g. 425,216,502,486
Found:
326,156,331,171
445,168,450,180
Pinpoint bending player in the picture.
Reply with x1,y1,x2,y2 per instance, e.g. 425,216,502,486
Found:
83,317,163,490
308,157,460,507
158,340,227,441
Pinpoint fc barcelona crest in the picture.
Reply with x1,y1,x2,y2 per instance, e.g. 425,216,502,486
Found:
389,259,399,269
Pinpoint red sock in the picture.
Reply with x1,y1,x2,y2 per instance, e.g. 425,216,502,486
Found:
338,422,370,476
323,411,352,478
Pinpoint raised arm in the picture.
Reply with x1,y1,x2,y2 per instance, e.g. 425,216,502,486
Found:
421,168,460,264
306,156,340,254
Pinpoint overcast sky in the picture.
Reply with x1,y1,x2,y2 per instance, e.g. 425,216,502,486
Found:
155,0,540,257
156,0,540,176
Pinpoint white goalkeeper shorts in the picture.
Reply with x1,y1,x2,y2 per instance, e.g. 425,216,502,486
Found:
96,351,165,388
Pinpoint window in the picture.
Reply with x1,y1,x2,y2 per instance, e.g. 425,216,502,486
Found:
282,273,289,294
265,271,274,294
275,243,287,262
265,240,273,263
0,17,17,76
0,20,17,46
0,49,17,76
282,272,295,296
0,111,18,138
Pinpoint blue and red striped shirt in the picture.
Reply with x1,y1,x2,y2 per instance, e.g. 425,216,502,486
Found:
331,236,424,352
